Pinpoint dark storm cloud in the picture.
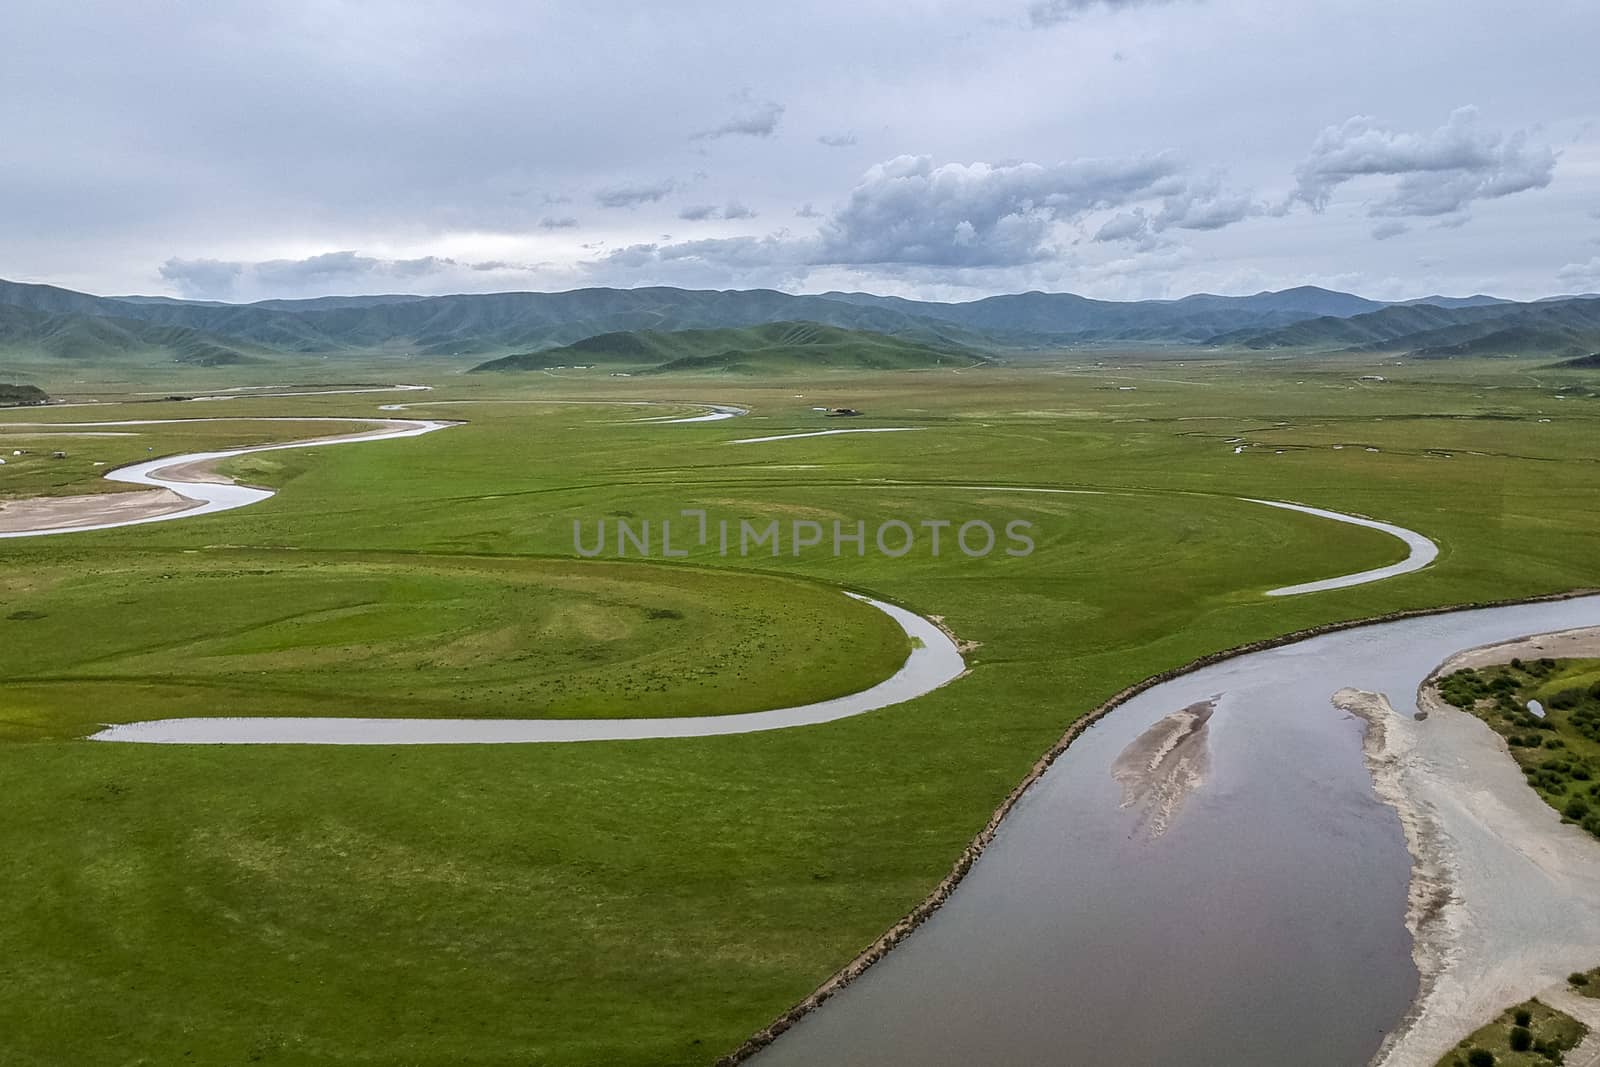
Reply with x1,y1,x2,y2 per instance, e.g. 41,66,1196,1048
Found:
1291,107,1556,222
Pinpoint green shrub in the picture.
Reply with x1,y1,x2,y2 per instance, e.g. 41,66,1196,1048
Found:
1466,1048,1495,1067
1571,971,1590,987
1509,1025,1533,1051
1514,1008,1532,1027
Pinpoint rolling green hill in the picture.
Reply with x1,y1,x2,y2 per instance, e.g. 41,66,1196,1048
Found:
1212,297,1600,358
468,322,986,375
0,304,264,366
3,276,1598,369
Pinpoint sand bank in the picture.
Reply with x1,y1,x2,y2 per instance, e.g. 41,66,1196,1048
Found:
1338,625,1600,1066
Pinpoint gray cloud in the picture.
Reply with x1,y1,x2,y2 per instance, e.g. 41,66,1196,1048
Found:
1090,175,1256,249
1370,220,1410,240
801,153,1256,267
4,3,1595,303
159,258,243,299
818,133,857,148
1557,257,1600,291
1291,107,1556,222
1029,0,1192,28
1153,178,1257,231
1093,210,1152,244
596,152,1252,274
160,251,535,301
539,216,580,229
691,98,784,140
594,179,678,209
678,202,758,222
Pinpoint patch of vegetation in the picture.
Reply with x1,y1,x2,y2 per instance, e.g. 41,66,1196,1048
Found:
1571,967,1600,997
470,321,985,375
1435,999,1587,1067
1436,658,1600,839
0,383,47,406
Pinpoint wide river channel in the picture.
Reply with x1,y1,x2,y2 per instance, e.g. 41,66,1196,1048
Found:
756,594,1600,1067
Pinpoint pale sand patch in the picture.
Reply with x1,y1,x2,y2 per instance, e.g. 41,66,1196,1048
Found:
1110,697,1215,839
0,488,197,532
1434,626,1600,672
1335,625,1600,1067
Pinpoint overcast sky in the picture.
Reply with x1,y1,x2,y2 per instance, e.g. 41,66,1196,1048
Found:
4,0,1598,303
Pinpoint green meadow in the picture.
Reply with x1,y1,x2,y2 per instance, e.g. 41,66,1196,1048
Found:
1,352,1598,1065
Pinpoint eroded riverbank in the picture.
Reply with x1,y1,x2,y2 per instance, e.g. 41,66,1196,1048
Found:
1344,625,1600,1067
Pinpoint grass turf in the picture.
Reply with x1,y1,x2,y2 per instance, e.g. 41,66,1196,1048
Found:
0,353,1597,1065
1433,999,1587,1067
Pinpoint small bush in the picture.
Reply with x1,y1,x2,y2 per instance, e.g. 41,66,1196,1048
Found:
1571,971,1590,987
1509,1025,1533,1052
1467,1048,1495,1067
1514,1008,1532,1027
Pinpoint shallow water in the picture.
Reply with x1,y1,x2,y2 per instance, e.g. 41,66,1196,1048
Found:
754,596,1600,1067
0,417,453,539
90,593,965,744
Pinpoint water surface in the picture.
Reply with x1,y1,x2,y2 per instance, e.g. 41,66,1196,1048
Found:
756,596,1600,1067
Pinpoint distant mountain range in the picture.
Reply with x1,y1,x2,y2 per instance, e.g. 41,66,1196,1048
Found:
1209,296,1600,358
470,322,983,375
0,277,1597,369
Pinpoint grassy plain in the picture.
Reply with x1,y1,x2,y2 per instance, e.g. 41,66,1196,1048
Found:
0,350,1598,1065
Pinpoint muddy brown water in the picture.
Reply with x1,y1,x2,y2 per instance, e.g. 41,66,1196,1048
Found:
754,595,1600,1067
